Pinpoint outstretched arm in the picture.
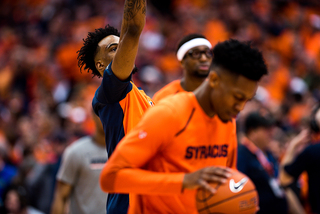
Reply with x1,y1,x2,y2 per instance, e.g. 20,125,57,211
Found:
111,0,146,80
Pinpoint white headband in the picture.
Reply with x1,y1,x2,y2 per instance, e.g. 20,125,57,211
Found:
176,38,212,61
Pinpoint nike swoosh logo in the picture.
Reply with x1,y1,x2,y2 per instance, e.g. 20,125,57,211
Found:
229,177,248,193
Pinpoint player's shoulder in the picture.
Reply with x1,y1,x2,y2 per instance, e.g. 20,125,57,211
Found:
153,80,183,102
159,79,182,92
301,142,320,155
157,90,191,103
154,92,195,117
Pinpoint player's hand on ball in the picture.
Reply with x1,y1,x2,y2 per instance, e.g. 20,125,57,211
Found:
182,166,232,194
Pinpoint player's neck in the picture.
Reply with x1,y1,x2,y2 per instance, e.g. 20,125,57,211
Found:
194,81,215,118
181,76,205,92
92,133,105,147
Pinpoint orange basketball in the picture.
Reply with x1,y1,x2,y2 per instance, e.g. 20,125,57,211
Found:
196,169,259,214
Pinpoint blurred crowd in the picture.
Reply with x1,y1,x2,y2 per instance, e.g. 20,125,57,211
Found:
0,0,320,213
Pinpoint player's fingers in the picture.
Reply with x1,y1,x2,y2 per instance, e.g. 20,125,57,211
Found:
198,179,216,194
203,167,232,178
200,173,228,184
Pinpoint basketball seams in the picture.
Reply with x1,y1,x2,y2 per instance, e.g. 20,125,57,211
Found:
205,182,221,214
196,171,258,214
197,189,257,213
202,189,210,214
215,183,221,191
196,183,222,202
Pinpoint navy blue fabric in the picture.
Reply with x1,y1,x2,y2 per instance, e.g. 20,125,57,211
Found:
92,62,132,214
285,143,320,213
237,145,288,214
0,164,17,205
106,193,129,214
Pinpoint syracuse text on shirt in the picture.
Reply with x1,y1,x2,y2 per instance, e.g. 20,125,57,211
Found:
185,144,228,159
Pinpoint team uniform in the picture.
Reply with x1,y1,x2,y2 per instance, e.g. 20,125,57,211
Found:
57,136,108,214
100,92,237,214
92,62,154,214
152,79,184,103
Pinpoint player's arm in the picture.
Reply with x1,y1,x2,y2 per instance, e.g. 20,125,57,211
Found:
51,180,72,214
51,145,79,214
279,129,309,186
100,105,231,195
285,188,306,214
111,0,146,80
100,105,183,194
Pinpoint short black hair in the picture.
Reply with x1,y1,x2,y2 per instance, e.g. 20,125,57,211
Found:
176,33,207,53
211,39,268,81
244,111,275,134
77,25,120,78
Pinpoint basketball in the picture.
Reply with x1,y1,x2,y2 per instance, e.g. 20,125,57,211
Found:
196,169,259,214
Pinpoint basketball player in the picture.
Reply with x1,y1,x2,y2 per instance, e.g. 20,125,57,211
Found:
100,39,268,213
280,104,320,214
153,34,212,102
77,0,153,213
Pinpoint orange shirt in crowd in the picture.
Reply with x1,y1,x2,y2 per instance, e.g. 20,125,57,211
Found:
100,92,237,214
264,65,290,104
203,19,229,47
152,79,184,103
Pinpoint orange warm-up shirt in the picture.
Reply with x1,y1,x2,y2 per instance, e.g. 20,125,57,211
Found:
152,79,184,103
100,92,238,214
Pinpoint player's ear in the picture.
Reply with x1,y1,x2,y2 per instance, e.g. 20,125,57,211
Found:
208,71,219,88
96,60,105,74
180,58,186,68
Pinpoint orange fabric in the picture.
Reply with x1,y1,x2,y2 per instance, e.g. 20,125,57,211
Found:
299,172,311,213
305,32,320,60
203,19,229,47
0,65,14,99
119,82,154,135
266,30,295,62
156,53,181,74
282,2,301,26
100,92,237,214
251,0,271,18
152,79,184,103
288,103,310,126
55,41,92,82
172,0,208,10
54,17,105,82
264,65,290,103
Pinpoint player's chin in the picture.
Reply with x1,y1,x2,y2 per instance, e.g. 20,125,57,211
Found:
218,114,232,123
195,70,209,78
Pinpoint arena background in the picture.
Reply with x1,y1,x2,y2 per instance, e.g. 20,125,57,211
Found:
0,0,320,213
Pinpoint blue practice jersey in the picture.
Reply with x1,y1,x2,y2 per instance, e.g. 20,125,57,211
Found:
92,62,154,214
